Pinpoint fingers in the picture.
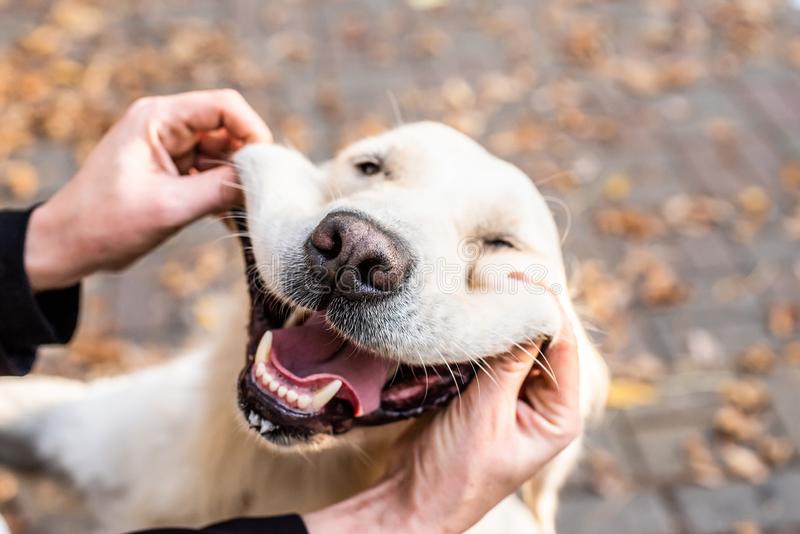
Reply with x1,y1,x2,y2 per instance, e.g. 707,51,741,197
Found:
166,165,243,224
523,319,580,403
155,90,271,160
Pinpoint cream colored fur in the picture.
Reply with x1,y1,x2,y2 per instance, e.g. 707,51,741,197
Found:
0,122,607,533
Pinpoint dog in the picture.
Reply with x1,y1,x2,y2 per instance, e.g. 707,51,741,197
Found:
0,122,607,533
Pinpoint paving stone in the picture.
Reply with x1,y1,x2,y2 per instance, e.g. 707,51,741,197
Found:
675,483,762,533
556,491,676,534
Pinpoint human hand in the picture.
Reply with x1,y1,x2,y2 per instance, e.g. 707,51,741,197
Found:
304,314,581,533
24,89,271,291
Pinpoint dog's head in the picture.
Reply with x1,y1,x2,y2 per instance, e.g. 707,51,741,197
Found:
233,122,571,447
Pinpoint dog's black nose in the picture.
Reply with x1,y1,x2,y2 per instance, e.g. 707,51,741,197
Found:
306,211,410,299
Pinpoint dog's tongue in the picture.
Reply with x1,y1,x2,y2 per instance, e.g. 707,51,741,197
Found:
270,313,394,415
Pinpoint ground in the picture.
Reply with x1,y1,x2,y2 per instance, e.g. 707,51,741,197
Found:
1,1,800,533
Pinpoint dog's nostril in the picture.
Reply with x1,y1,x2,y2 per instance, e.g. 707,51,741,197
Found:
305,211,410,298
357,257,387,290
310,224,343,261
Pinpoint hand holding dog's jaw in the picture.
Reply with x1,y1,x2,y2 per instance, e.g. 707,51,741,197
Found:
302,326,580,533
23,90,270,292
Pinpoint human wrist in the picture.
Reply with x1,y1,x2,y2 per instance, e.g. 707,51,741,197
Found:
303,473,418,533
24,201,84,291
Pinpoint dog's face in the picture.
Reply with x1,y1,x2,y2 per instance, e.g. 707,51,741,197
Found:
233,122,566,447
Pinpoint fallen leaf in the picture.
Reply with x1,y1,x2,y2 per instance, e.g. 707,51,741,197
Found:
733,521,762,534
767,302,797,338
719,443,769,483
720,378,770,413
737,186,770,218
738,343,776,374
563,20,605,67
594,207,664,240
606,378,657,408
602,173,632,202
587,450,629,496
662,194,734,235
3,160,40,201
407,0,448,11
784,341,800,365
781,161,800,190
757,435,794,467
683,435,726,488
713,405,763,441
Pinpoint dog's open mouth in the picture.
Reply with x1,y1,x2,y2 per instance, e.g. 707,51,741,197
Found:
233,213,474,442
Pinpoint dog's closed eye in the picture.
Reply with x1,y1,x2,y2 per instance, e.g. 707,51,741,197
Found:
353,156,383,176
483,237,516,250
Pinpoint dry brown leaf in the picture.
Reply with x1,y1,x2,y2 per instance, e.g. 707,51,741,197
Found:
784,341,800,365
663,194,734,235
441,78,476,110
757,435,794,467
767,302,797,338
602,173,632,202
660,58,705,90
713,405,762,441
788,37,800,68
267,31,312,63
780,161,800,191
563,20,605,67
50,0,107,38
413,28,450,57
639,262,687,307
594,207,664,240
407,0,448,10
719,443,769,483
606,378,657,408
616,59,662,96
317,82,344,118
683,435,725,488
737,185,770,218
618,353,666,382
3,160,40,201
733,521,762,534
738,343,776,374
720,379,770,413
705,118,737,145
587,450,629,496
19,25,65,56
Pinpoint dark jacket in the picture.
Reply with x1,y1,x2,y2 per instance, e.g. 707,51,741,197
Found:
0,208,307,534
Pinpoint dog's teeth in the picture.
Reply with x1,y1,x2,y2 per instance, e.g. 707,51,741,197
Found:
311,379,342,410
277,385,288,398
260,419,275,434
286,390,298,404
254,330,272,366
297,394,311,409
248,411,261,427
263,370,274,383
255,362,267,378
268,380,279,392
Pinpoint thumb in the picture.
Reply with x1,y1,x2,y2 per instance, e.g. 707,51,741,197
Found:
172,165,243,223
464,343,541,410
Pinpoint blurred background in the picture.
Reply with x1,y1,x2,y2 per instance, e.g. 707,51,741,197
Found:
1,0,799,532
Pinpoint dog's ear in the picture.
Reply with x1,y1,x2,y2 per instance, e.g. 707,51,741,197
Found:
558,292,608,423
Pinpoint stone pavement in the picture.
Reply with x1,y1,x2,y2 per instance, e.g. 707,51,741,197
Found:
2,1,800,533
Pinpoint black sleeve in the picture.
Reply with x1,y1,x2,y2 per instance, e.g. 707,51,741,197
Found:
128,515,308,534
0,208,81,376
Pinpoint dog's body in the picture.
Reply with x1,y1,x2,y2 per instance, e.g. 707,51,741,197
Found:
0,122,607,533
